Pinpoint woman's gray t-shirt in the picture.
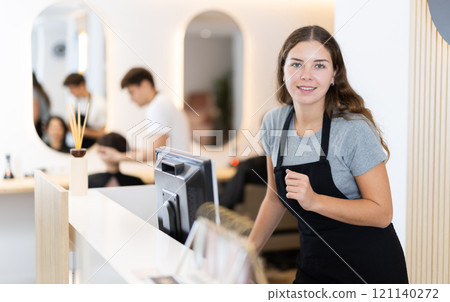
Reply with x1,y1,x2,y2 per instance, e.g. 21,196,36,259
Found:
259,106,387,199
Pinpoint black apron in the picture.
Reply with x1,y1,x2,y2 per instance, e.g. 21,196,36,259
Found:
274,106,408,284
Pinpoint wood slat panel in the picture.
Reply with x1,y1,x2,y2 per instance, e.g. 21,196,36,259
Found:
423,1,432,283
407,0,450,284
438,35,448,283
444,42,450,283
428,1,435,284
418,0,427,284
406,0,417,282
412,0,421,282
432,33,443,283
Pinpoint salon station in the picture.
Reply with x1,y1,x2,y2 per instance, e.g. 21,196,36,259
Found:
0,0,449,284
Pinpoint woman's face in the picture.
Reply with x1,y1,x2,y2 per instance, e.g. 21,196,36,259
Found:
283,40,336,107
47,118,65,142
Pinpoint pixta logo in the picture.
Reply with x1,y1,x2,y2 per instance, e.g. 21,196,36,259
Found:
192,129,324,158
126,119,172,167
126,119,325,166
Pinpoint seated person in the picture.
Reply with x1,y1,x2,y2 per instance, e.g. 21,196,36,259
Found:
89,132,144,188
220,156,267,209
45,116,70,153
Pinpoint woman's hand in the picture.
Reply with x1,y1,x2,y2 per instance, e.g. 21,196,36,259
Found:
285,169,321,211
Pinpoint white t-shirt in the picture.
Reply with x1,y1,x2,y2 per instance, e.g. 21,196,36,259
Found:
145,92,191,152
67,94,107,129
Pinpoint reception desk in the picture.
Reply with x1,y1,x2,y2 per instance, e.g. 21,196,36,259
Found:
69,185,194,284
0,163,236,283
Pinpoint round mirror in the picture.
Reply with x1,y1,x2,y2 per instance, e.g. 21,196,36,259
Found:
428,0,450,44
32,2,107,152
184,11,243,147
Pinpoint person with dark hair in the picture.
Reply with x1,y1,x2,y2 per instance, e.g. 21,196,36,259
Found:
120,67,155,89
88,132,144,188
220,156,267,209
45,116,70,153
248,26,408,284
63,73,106,148
99,67,190,164
33,72,51,137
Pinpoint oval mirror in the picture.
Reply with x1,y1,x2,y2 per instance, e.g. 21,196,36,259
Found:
184,11,243,147
32,2,107,152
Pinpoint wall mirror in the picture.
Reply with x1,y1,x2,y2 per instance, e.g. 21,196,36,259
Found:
32,2,106,152
184,11,243,147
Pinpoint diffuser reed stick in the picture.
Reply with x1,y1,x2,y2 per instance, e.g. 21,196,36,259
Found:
67,103,90,149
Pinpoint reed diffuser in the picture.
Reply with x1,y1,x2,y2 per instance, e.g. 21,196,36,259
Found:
67,103,90,196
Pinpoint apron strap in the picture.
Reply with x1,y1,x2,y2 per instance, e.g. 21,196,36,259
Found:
275,106,295,169
275,106,333,168
320,111,331,161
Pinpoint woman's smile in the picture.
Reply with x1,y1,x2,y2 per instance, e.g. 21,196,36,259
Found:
297,85,317,93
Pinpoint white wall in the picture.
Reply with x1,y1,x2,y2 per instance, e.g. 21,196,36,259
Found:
334,0,411,248
0,193,35,283
86,10,106,97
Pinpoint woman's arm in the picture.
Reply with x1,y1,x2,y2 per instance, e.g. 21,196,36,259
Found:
97,133,169,163
285,161,392,228
248,156,287,253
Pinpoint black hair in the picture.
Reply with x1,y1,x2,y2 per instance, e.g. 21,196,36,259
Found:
120,67,155,89
97,132,128,153
63,73,86,86
33,72,51,109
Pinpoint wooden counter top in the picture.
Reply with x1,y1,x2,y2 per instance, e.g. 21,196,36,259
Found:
0,165,236,195
0,175,69,194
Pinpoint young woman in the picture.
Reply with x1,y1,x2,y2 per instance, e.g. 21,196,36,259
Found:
248,26,408,284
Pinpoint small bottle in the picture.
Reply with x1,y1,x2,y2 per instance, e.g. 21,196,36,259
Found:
4,154,14,179
69,149,87,196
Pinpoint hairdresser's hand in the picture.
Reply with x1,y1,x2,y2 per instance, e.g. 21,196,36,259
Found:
285,169,320,212
97,146,125,164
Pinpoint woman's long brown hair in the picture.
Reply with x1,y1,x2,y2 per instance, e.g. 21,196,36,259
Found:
276,25,390,160
33,72,51,109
